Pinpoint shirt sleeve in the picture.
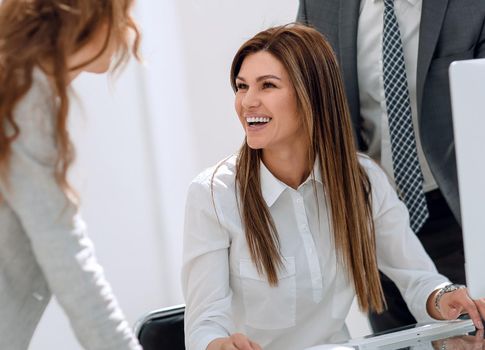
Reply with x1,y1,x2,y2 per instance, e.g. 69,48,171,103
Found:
182,178,235,350
0,95,141,349
367,161,450,323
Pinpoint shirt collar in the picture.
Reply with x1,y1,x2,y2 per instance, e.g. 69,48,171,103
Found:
260,162,287,208
260,159,323,207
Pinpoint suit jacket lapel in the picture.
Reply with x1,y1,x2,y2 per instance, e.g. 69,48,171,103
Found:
338,0,362,146
417,0,449,117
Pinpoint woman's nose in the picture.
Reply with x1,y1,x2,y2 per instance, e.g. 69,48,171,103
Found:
241,88,261,109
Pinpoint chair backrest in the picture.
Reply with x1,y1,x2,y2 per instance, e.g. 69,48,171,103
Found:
135,304,185,350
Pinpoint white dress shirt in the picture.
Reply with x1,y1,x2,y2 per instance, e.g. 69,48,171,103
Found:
357,0,437,192
182,154,448,350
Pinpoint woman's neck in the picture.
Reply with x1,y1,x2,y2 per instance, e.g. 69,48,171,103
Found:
262,141,310,190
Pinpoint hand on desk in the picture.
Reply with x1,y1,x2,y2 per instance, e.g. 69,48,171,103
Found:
427,286,485,330
207,333,262,350
432,329,485,350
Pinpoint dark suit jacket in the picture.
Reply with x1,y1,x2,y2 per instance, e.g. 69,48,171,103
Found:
298,0,485,223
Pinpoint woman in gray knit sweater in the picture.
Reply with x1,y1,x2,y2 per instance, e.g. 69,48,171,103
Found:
0,1,142,349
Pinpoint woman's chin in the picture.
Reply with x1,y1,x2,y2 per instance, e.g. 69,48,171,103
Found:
83,61,111,74
89,66,110,74
246,141,265,150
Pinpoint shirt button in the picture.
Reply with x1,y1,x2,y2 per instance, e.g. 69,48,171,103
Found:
296,198,303,204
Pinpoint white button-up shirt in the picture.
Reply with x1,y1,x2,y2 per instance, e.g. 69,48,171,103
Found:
357,0,437,192
182,155,448,350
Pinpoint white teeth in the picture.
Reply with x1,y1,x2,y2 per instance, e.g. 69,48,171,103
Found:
246,117,271,123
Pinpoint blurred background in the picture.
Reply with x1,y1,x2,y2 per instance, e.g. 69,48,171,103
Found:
30,1,370,348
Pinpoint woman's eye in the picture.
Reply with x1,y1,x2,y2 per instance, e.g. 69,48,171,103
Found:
262,81,276,89
236,83,248,91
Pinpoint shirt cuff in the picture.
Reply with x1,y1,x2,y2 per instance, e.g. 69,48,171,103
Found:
189,324,230,350
411,280,451,323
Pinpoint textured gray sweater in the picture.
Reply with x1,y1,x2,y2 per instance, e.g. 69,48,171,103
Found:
0,69,142,350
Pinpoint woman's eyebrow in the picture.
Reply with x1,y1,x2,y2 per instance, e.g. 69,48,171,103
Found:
235,74,282,82
256,75,281,82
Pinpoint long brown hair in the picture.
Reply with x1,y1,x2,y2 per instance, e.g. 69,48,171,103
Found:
0,0,140,192
230,24,384,312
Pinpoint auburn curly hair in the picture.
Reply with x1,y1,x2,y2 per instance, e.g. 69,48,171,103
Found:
0,0,140,193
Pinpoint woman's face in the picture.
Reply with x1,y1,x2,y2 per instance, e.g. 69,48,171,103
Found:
234,51,304,151
81,22,117,74
68,22,118,75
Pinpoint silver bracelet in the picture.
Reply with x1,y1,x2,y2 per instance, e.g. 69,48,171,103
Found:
434,284,466,315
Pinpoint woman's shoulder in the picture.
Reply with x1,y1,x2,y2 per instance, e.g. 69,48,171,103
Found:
13,68,56,141
15,68,54,116
357,153,396,208
7,68,58,166
189,154,238,194
357,153,395,194
357,153,389,182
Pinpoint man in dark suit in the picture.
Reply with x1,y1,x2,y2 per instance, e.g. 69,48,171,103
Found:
298,0,485,332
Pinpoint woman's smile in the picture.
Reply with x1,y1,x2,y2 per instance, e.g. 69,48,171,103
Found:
245,115,273,131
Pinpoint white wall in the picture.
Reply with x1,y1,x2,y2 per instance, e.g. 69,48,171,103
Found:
29,1,370,348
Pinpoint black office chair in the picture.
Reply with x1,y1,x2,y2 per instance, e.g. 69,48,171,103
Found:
135,304,185,350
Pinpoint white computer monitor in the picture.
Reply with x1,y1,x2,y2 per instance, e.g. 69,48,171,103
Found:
449,58,485,300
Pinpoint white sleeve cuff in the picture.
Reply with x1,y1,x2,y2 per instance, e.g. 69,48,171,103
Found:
410,280,451,323
188,324,231,350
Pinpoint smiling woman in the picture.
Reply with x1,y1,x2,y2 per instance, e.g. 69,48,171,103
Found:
181,23,485,350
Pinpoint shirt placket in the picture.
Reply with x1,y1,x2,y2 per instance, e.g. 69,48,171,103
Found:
292,191,323,303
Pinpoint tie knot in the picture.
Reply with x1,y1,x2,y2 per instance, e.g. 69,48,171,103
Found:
384,0,396,9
